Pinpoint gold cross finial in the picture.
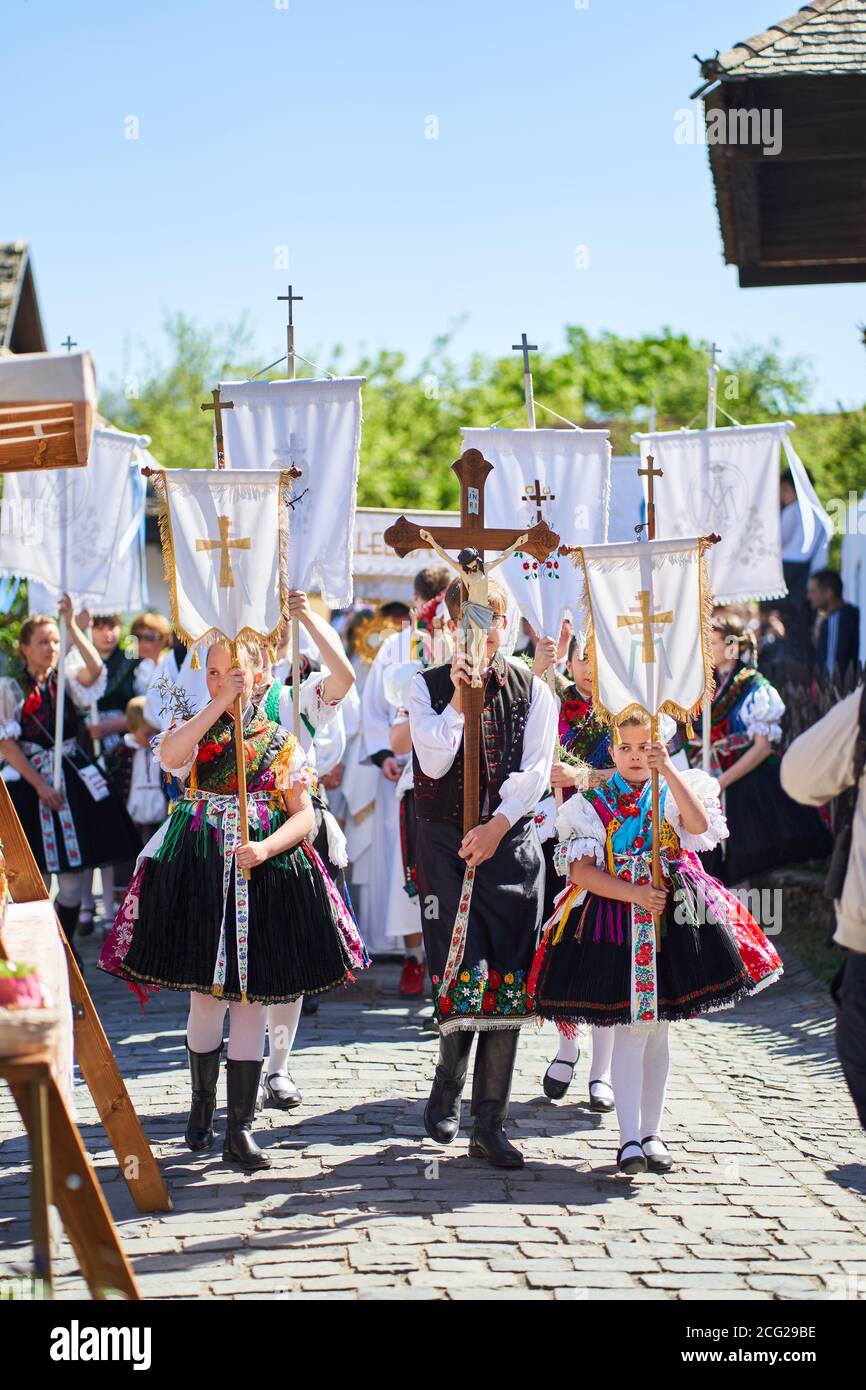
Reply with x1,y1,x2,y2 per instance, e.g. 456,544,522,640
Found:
200,388,234,468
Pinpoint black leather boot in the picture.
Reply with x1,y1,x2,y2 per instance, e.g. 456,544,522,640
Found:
55,902,84,973
424,1029,474,1144
223,1059,272,1171
468,1029,524,1169
185,1040,222,1152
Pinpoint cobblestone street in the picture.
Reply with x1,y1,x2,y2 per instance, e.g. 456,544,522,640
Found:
2,936,866,1301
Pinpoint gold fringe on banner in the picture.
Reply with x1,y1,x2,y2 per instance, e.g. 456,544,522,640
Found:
151,469,294,654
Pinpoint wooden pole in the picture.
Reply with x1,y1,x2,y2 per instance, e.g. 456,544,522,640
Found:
52,621,67,790
643,453,663,953
513,333,562,805
279,285,303,741
701,345,719,775
229,641,251,882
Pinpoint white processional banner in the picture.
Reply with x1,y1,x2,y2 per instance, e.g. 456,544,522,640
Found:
577,536,713,725
0,426,149,608
219,376,363,608
152,469,291,647
634,423,833,604
461,427,611,637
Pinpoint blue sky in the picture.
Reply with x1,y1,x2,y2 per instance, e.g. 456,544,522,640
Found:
4,0,863,412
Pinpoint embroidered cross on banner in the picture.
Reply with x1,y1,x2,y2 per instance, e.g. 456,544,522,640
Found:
522,478,555,522
617,590,673,664
195,515,252,588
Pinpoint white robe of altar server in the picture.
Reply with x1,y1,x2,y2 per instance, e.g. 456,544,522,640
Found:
360,630,420,953
338,665,378,934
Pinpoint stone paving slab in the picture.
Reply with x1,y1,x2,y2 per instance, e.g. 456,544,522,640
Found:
2,935,866,1300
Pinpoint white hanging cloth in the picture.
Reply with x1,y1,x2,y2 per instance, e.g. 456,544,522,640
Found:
151,468,291,647
575,536,714,724
633,422,833,604
0,425,150,608
461,426,611,638
218,376,363,607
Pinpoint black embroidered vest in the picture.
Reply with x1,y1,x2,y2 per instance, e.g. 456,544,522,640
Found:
413,654,534,828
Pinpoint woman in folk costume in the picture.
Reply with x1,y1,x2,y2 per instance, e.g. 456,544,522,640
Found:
409,576,557,1170
98,640,366,1171
533,630,617,1115
256,591,363,1109
0,601,141,964
685,613,832,884
531,716,782,1174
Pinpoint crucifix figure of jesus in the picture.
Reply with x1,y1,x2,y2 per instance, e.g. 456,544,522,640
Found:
384,447,559,832
195,514,252,588
418,531,528,687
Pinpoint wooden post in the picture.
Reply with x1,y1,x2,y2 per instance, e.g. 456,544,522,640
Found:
0,781,171,1215
512,336,562,804
639,452,665,953
702,345,719,776
229,641,251,882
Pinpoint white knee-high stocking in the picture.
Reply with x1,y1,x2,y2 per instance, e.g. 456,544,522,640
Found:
640,1021,670,1157
611,1025,647,1149
187,992,228,1053
265,1000,303,1075
590,1026,614,1085
226,1002,267,1062
547,1022,582,1085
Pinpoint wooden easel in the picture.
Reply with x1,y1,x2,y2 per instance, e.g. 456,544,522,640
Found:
0,419,170,1296
385,447,559,834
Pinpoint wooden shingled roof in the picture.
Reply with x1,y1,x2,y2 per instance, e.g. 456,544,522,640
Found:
0,241,47,355
695,1,866,286
698,0,866,82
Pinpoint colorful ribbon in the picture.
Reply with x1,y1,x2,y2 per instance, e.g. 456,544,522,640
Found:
438,863,477,998
183,789,274,1004
21,740,82,873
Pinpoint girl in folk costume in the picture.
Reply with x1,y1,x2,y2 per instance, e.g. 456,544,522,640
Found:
533,630,616,1115
256,590,362,1109
685,614,832,884
0,602,141,962
408,577,557,1170
531,717,782,1174
98,640,366,1171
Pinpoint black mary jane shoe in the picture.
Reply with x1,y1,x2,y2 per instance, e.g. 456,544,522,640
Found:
616,1141,647,1175
265,1071,302,1110
641,1134,674,1173
589,1078,615,1113
542,1058,577,1100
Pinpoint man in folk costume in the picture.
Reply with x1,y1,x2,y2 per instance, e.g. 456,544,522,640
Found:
409,575,557,1168
361,568,450,976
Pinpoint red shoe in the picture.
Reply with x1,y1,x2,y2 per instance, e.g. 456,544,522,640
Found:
399,957,426,996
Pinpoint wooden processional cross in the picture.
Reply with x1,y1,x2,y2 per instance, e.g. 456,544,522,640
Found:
384,448,559,834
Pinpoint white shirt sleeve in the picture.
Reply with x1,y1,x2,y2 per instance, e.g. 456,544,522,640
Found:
496,676,557,827
663,768,729,851
314,709,347,777
740,683,785,741
64,655,107,709
152,726,197,780
407,671,465,778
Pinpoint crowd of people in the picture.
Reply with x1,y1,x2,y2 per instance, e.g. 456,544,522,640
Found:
0,549,861,1175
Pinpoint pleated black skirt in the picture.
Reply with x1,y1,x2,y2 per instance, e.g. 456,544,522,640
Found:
121,823,353,1004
